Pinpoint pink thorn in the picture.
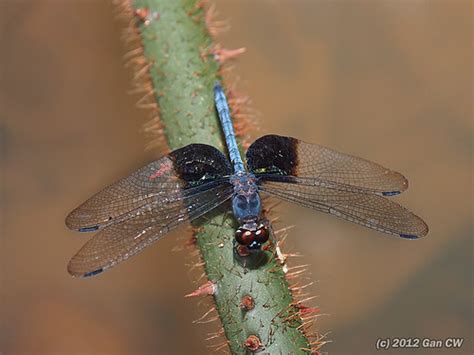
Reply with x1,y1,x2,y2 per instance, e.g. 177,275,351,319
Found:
296,303,320,316
300,306,321,317
184,235,197,247
214,47,246,63
184,280,216,298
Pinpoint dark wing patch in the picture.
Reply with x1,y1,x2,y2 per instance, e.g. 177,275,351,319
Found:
171,143,232,188
68,183,233,277
247,135,408,195
259,180,428,238
66,144,231,232
246,135,299,176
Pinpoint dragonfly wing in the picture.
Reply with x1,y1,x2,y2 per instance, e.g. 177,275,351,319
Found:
66,143,232,232
259,180,428,238
246,135,408,195
68,182,234,277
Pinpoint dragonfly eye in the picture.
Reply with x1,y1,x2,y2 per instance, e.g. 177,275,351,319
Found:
254,226,269,244
235,228,254,246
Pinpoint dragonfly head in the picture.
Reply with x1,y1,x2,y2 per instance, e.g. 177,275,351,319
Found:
235,219,270,250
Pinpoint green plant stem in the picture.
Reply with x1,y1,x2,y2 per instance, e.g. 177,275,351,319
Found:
131,0,311,353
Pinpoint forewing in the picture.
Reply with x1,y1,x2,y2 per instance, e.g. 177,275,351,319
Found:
259,181,428,238
66,143,232,232
68,183,233,277
247,135,408,195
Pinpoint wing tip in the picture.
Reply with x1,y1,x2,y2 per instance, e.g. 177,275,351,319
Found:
78,225,99,232
83,268,104,277
65,213,75,230
65,218,99,232
382,191,401,196
399,220,429,239
398,173,409,191
67,256,105,278
399,233,420,239
65,211,102,232
386,171,409,194
67,264,104,278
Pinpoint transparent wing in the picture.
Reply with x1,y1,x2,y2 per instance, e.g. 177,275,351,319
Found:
259,180,428,239
68,183,233,277
66,143,232,232
247,135,408,195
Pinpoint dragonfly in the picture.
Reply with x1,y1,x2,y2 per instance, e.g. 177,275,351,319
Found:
66,82,428,277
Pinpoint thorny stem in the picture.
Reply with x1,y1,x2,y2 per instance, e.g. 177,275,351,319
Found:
122,0,314,353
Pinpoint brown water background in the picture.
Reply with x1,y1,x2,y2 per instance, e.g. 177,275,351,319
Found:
1,1,472,354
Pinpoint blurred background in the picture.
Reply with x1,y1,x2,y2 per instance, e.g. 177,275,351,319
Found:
1,0,472,354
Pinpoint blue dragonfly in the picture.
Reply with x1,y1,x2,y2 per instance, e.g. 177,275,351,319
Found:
66,83,428,277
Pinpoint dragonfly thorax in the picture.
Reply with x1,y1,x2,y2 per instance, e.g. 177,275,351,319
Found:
230,172,268,250
230,172,261,223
